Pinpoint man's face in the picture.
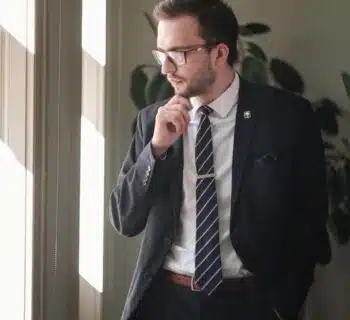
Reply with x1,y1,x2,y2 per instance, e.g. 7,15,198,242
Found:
156,15,216,98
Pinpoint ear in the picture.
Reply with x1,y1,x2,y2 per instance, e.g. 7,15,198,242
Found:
213,43,230,67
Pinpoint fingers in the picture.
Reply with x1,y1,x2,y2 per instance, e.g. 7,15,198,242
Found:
167,104,190,126
157,107,188,135
157,95,192,135
152,96,192,151
167,95,192,110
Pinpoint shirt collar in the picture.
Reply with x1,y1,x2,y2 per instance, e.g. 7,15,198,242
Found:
189,72,239,119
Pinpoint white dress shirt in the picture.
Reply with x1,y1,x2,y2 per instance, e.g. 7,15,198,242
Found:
163,73,250,278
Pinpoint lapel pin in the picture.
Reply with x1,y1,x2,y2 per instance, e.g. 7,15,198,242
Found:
244,111,251,119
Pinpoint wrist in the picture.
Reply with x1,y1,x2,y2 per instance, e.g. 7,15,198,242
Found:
150,141,168,159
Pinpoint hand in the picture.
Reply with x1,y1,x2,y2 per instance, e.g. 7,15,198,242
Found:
151,95,192,156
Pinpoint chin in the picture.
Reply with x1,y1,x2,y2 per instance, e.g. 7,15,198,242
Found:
176,90,191,99
174,86,193,99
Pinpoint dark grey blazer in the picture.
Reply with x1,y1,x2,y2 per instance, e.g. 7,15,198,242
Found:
110,79,331,320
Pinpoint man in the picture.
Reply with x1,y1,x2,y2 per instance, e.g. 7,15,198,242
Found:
109,0,331,319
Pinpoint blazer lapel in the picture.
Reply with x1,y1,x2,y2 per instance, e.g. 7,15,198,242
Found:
230,79,260,224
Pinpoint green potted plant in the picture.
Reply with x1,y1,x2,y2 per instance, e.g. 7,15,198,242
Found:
325,72,350,245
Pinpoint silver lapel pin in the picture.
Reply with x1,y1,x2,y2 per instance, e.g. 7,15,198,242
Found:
244,111,251,119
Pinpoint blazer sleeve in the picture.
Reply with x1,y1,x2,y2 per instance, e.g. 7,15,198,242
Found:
297,100,331,265
109,110,173,237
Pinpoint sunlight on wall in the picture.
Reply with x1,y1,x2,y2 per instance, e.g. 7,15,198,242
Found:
79,0,106,295
0,142,32,319
82,0,106,66
25,166,33,320
0,0,35,53
79,117,105,293
0,0,34,319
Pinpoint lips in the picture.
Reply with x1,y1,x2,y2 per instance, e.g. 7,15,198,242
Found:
168,78,183,85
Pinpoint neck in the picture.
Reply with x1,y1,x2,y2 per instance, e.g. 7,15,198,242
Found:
195,67,235,105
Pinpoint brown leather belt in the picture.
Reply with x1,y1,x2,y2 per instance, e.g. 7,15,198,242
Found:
163,270,256,292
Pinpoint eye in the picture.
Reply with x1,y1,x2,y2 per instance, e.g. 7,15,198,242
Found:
168,51,185,65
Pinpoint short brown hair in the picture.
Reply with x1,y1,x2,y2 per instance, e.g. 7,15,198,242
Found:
153,0,239,66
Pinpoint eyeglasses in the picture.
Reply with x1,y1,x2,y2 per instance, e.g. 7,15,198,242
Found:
152,43,217,67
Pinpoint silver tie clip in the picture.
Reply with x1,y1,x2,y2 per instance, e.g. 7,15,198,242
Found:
197,173,215,179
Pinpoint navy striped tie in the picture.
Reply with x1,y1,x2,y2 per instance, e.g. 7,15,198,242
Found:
193,105,223,295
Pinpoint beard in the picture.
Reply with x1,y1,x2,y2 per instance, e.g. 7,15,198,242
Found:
171,63,216,98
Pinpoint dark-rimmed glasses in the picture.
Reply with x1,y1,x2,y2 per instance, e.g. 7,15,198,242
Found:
152,43,217,67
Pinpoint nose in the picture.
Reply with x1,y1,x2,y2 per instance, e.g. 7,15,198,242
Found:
161,57,176,75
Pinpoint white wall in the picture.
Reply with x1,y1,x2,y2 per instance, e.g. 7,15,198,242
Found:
111,1,350,319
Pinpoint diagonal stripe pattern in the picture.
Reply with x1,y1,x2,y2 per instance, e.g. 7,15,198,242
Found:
193,106,222,295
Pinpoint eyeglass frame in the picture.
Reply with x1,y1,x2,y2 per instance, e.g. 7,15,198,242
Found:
152,42,218,67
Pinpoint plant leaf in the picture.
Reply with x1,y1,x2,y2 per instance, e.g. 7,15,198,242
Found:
345,159,350,206
136,64,158,70
241,56,268,84
239,23,270,36
269,58,304,94
156,77,174,102
329,207,350,246
342,137,350,151
246,42,267,62
342,72,350,101
324,141,335,150
314,98,341,136
143,11,157,36
327,166,344,210
145,70,168,105
130,66,148,109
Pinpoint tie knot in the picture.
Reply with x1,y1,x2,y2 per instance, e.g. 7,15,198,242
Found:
199,105,213,116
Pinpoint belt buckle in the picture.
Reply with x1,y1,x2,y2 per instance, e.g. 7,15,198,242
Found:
190,277,201,292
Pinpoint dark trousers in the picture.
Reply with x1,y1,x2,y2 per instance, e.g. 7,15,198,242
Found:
133,270,280,320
